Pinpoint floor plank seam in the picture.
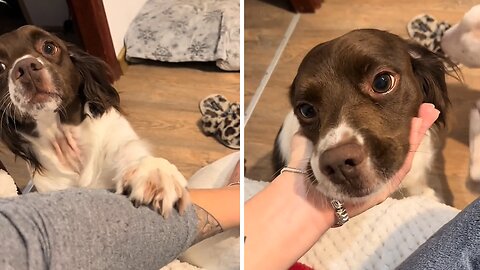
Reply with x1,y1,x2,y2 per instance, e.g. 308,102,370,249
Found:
244,13,300,126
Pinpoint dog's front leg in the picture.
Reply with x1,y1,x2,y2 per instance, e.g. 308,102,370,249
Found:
81,109,190,217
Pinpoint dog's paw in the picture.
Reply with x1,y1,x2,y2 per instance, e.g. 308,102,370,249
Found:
118,156,190,217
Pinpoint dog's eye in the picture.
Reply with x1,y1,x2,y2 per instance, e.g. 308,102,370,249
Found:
372,73,395,93
297,103,317,119
0,63,5,73
42,41,58,56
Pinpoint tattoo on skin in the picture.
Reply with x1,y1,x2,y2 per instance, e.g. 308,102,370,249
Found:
193,204,223,244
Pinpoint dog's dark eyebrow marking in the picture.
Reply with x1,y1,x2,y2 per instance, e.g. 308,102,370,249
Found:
298,85,323,104
31,30,50,42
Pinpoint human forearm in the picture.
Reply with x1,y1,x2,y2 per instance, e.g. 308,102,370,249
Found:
245,173,335,270
190,186,240,231
188,159,240,240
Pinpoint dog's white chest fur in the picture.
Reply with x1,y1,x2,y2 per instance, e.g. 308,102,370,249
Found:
23,108,149,192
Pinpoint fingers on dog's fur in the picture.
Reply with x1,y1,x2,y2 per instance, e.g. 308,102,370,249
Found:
118,157,189,217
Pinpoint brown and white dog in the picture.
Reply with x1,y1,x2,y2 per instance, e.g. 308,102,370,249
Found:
274,29,453,203
0,25,189,215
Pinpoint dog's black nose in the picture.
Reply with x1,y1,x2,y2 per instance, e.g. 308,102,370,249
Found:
320,143,366,183
12,57,44,81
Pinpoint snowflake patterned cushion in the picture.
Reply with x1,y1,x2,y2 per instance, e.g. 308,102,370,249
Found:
125,0,240,71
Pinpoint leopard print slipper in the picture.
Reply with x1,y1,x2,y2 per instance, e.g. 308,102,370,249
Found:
199,94,240,149
407,14,451,54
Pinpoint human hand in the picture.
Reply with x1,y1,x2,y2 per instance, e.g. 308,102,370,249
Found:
344,103,440,218
287,131,314,170
53,126,83,173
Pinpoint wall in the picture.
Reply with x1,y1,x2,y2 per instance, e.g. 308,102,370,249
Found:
20,0,145,56
103,0,148,56
21,0,69,28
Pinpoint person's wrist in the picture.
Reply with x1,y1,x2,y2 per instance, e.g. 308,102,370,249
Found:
275,169,336,229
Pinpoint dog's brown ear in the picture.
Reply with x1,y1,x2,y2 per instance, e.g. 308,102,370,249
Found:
67,44,121,116
408,42,456,126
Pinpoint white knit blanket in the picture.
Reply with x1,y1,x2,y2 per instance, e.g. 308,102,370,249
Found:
244,178,459,269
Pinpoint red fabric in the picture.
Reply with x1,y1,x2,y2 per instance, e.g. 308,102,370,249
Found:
289,262,314,270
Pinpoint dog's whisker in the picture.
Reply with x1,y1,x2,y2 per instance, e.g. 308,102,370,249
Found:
304,179,324,208
270,168,283,180
0,94,12,112
0,97,8,117
59,104,68,119
0,104,8,132
4,103,14,133
306,175,317,186
8,102,19,134
0,91,10,100
0,94,9,106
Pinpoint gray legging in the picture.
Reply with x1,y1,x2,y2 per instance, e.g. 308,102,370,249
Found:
0,189,479,270
0,189,197,270
398,198,480,269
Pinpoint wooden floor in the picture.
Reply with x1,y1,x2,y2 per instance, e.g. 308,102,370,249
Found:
244,0,294,105
0,62,239,190
245,0,480,209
